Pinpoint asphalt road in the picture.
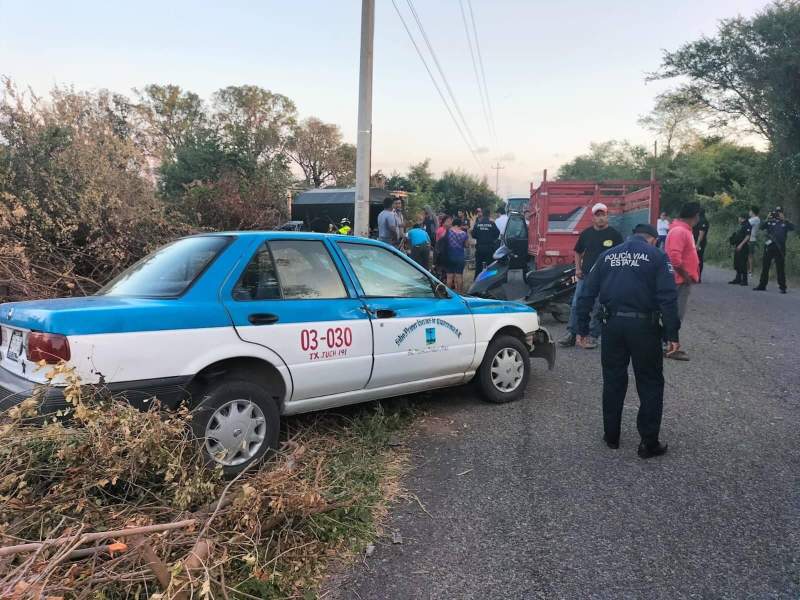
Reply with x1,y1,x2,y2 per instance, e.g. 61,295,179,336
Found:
334,266,800,599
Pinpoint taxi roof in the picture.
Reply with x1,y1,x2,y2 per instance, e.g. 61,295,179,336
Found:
197,231,385,244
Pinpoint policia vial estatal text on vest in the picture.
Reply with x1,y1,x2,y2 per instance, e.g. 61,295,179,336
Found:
471,207,500,274
575,223,680,459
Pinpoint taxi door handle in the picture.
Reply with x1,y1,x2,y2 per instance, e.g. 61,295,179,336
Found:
375,309,396,319
248,313,279,325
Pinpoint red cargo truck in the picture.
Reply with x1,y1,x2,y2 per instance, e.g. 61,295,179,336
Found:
526,171,661,269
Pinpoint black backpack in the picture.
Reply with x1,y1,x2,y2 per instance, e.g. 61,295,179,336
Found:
435,232,450,266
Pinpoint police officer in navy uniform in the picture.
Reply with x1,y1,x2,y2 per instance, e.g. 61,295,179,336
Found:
754,206,795,293
575,223,680,459
471,207,500,274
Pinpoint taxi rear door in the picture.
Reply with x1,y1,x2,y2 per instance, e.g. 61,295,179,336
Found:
222,236,373,402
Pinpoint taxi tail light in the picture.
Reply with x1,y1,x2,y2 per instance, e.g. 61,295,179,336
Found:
26,332,71,364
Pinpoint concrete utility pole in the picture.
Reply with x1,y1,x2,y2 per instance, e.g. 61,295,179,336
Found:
354,0,375,238
491,161,505,196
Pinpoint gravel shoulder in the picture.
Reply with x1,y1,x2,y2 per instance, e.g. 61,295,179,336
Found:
333,266,800,599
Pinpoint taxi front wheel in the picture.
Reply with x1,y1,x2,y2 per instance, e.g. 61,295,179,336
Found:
477,335,530,403
191,379,280,476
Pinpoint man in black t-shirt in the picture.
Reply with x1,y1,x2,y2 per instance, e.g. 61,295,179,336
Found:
559,202,624,349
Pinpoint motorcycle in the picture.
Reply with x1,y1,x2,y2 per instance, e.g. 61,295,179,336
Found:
468,212,577,322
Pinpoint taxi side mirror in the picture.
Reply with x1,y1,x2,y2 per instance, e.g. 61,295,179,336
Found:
434,282,450,299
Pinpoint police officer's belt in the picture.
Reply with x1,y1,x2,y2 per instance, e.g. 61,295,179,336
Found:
613,311,654,319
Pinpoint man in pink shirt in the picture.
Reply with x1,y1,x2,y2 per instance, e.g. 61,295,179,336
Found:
664,202,701,361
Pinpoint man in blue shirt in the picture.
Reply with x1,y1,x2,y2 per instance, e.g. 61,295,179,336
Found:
407,220,432,270
576,223,680,459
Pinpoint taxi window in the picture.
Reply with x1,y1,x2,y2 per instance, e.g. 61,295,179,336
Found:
98,236,230,298
269,240,346,299
339,243,435,298
233,243,282,301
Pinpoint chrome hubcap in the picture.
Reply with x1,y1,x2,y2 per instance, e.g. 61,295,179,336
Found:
204,399,266,467
490,347,524,392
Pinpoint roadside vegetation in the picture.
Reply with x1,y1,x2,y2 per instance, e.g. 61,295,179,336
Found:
558,1,800,277
0,1,796,597
0,366,411,599
0,79,499,304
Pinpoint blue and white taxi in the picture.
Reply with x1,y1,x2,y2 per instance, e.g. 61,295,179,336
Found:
0,233,555,473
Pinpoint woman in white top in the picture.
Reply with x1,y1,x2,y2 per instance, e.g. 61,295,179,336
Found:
656,211,670,248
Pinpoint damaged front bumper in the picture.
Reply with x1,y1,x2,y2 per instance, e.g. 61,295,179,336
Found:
526,327,556,370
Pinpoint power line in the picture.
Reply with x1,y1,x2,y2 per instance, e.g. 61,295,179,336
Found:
390,0,485,171
405,0,482,153
466,0,498,147
459,0,492,150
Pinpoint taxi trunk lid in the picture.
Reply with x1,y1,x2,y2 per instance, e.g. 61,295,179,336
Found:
0,297,136,383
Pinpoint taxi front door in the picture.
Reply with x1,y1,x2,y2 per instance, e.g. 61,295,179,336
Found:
223,238,373,402
335,241,476,389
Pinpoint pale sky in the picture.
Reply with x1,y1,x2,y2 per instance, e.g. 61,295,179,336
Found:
1,0,772,196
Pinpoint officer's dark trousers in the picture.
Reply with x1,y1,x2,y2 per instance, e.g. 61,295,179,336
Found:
475,245,494,274
733,245,748,283
758,244,786,291
601,316,664,445
697,246,706,281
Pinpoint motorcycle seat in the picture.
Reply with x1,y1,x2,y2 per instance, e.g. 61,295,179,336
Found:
525,265,574,286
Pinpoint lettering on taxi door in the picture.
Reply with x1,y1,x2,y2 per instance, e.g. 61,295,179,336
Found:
394,318,462,347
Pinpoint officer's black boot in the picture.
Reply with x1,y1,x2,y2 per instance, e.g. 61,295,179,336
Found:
603,434,619,449
638,441,668,459
728,276,741,284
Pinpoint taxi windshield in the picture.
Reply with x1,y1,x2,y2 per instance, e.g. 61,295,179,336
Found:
97,236,231,298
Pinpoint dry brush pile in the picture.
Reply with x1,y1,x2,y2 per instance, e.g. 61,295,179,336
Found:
0,79,294,302
0,365,410,599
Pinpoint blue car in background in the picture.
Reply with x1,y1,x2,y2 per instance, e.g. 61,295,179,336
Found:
0,233,555,474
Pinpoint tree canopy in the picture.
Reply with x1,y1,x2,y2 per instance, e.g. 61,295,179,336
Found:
652,0,800,213
0,80,349,298
385,159,500,217
557,137,768,218
288,117,355,188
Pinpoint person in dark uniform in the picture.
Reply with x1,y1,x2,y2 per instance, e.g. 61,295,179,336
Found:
754,206,795,293
728,214,752,286
471,207,500,274
692,208,710,282
576,223,680,459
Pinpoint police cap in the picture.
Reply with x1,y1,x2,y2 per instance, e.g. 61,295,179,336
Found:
633,223,659,238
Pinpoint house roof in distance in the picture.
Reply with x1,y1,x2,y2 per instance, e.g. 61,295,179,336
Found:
293,187,395,206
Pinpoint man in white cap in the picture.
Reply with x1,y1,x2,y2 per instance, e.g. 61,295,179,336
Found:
559,202,624,349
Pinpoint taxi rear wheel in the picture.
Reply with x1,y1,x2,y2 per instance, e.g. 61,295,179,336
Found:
477,335,530,404
191,379,280,476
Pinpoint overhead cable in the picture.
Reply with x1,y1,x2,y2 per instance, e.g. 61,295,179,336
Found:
390,0,485,170
459,0,493,150
406,0,482,153
467,0,498,147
